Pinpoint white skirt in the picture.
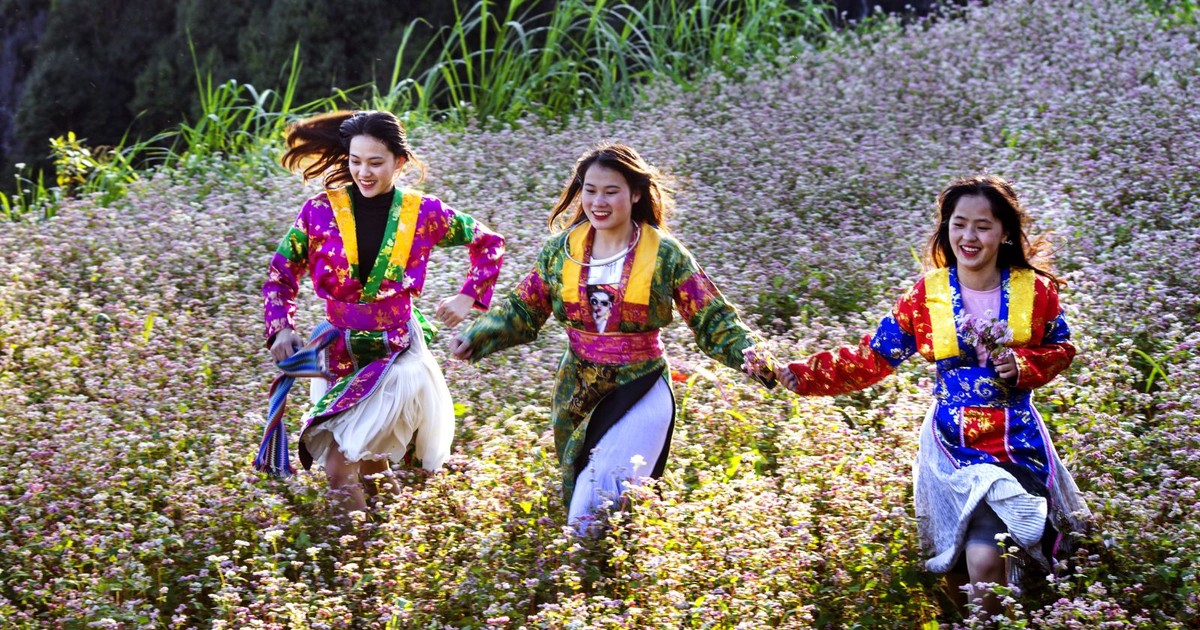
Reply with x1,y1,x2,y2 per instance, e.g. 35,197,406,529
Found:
569,377,673,534
913,405,1091,574
302,318,454,471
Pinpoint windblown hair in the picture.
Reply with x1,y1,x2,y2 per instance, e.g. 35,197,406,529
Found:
926,174,1063,286
280,110,424,188
548,142,672,232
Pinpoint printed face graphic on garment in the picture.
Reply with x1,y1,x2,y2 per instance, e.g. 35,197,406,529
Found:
589,287,614,331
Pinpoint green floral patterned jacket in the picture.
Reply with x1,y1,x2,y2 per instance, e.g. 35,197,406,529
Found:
461,223,771,503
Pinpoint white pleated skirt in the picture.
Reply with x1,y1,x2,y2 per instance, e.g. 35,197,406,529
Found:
302,318,454,471
913,405,1090,574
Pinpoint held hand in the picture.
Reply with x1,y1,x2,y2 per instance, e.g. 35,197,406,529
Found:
993,349,1018,382
269,328,303,363
741,344,779,387
448,334,473,361
435,293,475,328
777,366,800,393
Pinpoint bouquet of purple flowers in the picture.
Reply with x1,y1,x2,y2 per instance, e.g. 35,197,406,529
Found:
956,314,1014,365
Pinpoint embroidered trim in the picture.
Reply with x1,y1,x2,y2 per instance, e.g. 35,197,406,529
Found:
326,293,412,331
330,186,422,301
362,189,405,299
566,327,663,364
388,191,422,273
562,223,661,307
562,224,589,306
625,227,660,307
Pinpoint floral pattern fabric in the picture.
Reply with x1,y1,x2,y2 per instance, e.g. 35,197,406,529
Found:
787,266,1075,485
262,185,504,433
461,223,770,503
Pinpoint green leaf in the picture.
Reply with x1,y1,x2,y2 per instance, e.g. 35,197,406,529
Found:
725,454,742,478
142,311,158,343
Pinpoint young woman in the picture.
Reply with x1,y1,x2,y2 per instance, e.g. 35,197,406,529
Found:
779,175,1089,616
449,142,777,534
259,110,505,515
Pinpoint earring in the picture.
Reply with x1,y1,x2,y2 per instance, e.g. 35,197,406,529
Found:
1002,238,1013,245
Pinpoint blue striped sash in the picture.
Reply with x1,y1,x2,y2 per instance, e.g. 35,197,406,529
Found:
253,323,339,477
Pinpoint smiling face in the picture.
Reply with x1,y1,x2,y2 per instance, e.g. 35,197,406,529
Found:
348,134,404,198
948,194,1008,283
581,164,641,235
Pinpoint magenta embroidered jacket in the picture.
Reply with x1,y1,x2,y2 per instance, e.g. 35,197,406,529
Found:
262,186,504,428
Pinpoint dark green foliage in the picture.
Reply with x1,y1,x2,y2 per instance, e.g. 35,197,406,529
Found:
5,0,469,179
0,0,988,184
11,1,173,174
126,0,459,133
0,0,49,174
4,0,834,206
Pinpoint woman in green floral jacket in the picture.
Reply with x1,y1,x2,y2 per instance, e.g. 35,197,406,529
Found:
450,142,776,533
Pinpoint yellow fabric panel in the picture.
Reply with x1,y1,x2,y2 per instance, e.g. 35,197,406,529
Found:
624,227,661,306
327,186,358,268
562,224,589,305
926,267,958,360
1008,268,1035,345
387,189,422,271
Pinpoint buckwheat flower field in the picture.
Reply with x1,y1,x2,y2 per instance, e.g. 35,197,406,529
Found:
1,0,1197,627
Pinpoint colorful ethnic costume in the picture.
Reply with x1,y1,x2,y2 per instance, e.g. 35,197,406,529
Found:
262,185,504,472
459,223,774,529
787,266,1090,574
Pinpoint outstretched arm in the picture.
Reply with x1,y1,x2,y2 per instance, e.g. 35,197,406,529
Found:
452,263,553,362
672,247,776,388
786,334,895,395
784,288,920,396
435,205,506,311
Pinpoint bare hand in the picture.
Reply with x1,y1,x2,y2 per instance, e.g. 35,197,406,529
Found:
993,349,1018,382
435,294,475,328
269,328,303,363
777,366,800,393
448,334,473,361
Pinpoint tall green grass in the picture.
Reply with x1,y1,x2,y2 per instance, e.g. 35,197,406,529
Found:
369,0,832,126
7,0,834,221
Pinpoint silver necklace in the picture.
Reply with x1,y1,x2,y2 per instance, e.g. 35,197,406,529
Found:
564,224,641,268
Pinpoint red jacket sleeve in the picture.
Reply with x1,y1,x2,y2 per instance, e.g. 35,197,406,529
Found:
1013,277,1075,389
787,334,895,396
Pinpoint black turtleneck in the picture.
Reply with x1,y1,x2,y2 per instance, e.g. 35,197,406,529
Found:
351,186,395,285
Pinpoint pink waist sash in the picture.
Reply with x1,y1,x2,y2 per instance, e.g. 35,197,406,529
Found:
326,294,411,331
566,328,663,365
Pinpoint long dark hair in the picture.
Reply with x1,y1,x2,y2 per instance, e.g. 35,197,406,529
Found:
280,110,425,188
926,174,1062,286
547,142,671,231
